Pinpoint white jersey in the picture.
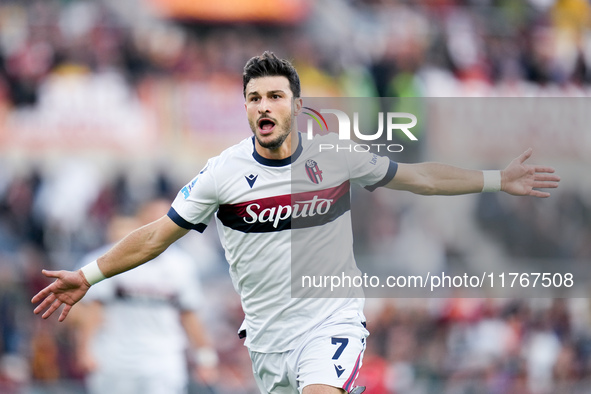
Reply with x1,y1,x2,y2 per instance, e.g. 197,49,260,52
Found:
81,244,203,382
169,133,397,352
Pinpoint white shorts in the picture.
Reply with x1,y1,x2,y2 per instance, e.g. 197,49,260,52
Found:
248,316,368,393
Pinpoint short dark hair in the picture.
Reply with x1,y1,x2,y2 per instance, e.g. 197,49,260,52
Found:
243,51,301,98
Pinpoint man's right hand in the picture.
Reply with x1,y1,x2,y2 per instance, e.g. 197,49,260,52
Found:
32,269,91,322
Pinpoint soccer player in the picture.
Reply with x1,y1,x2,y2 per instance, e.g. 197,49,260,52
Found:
32,52,560,394
69,200,218,394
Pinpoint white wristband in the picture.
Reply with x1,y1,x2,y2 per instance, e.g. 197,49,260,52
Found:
482,170,502,192
80,260,107,285
193,347,219,368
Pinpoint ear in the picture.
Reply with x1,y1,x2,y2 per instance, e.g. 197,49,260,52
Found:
293,98,303,115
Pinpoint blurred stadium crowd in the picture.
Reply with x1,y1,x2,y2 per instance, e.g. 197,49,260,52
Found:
1,0,591,393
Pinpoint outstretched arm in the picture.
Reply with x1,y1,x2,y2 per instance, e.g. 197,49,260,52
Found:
386,148,560,197
32,215,189,322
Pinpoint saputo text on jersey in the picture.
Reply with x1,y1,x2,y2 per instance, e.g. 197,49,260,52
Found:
244,196,333,229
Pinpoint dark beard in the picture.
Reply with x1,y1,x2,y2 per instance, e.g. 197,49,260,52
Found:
256,128,290,150
250,115,293,151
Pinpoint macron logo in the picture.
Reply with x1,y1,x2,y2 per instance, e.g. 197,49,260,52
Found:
245,174,258,188
334,364,345,378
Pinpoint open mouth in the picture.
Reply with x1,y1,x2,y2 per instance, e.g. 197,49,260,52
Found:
258,118,276,133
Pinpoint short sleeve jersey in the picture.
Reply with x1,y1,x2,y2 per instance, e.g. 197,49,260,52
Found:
169,133,397,352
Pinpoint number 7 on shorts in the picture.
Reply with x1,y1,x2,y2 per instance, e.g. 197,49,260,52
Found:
331,337,349,360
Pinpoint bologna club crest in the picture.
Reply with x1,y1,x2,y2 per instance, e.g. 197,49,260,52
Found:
305,159,323,184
